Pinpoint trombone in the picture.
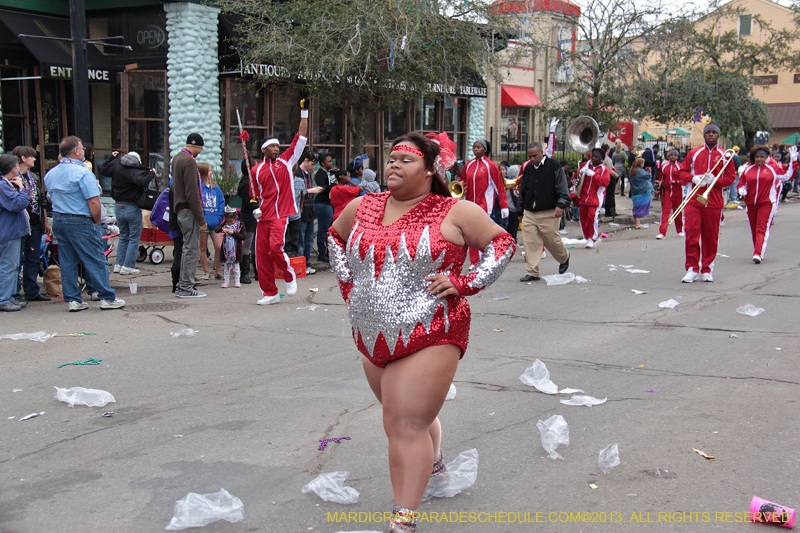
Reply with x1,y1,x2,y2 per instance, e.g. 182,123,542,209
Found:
668,149,735,225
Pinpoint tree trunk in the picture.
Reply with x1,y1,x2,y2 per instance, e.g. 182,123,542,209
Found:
744,129,755,152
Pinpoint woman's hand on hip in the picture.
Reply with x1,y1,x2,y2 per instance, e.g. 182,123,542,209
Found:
426,274,459,298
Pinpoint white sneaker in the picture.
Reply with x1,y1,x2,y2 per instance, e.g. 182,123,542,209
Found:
306,267,316,275
700,272,713,282
285,276,297,296
678,232,686,237
655,234,665,240
68,301,89,312
753,255,762,264
120,267,140,275
100,297,126,310
257,294,281,305
88,292,101,301
558,229,568,235
585,240,595,249
682,269,699,283
113,264,121,273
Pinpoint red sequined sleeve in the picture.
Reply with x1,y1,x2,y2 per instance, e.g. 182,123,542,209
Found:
448,232,516,296
327,227,354,301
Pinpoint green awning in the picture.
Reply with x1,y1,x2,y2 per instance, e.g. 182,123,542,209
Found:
639,132,656,140
781,133,800,144
664,127,690,136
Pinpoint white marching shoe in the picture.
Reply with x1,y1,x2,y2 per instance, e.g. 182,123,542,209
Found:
753,255,762,264
285,275,297,296
681,269,699,283
257,294,281,305
700,272,713,282
584,239,595,249
655,234,665,240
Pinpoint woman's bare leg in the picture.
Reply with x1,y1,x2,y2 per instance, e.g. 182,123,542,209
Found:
210,232,224,275
199,232,210,273
364,345,460,510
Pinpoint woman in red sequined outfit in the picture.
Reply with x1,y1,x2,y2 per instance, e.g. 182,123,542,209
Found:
329,133,516,531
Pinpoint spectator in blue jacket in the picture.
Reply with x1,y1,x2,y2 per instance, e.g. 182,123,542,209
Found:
197,162,225,280
0,154,33,311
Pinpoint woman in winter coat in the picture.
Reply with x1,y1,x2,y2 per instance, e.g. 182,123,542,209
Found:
0,154,31,312
99,151,156,274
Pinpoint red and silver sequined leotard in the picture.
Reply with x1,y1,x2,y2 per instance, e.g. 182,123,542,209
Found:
328,192,515,368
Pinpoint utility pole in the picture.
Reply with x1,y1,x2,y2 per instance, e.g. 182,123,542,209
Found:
70,0,91,142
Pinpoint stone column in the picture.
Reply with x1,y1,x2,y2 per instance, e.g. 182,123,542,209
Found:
164,2,222,170
467,96,486,151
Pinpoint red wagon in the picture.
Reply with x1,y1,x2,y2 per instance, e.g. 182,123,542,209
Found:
138,227,172,264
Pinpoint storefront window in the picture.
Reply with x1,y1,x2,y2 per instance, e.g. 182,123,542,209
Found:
124,71,168,181
443,96,468,160
500,106,527,157
273,86,301,145
384,102,408,142
128,72,165,119
313,103,343,146
0,69,26,150
415,96,437,132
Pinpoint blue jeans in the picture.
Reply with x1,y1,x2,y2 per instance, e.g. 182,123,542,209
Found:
14,223,43,299
115,204,143,268
0,237,22,305
315,203,333,259
52,213,115,303
300,219,315,265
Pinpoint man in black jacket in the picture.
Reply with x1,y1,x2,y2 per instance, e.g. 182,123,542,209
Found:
518,142,571,282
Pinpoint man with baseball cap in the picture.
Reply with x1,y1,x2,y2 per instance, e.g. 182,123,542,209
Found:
172,133,207,298
251,99,309,305
677,123,736,283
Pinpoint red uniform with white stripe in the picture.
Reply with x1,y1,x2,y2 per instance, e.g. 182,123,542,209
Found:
252,133,307,296
658,160,684,236
461,156,507,215
740,160,797,259
677,145,736,275
462,156,507,263
576,161,610,243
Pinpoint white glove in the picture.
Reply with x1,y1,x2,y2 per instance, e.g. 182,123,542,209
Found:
582,167,595,177
549,117,559,133
790,145,798,162
501,208,509,219
701,173,714,186
692,173,712,185
738,186,747,197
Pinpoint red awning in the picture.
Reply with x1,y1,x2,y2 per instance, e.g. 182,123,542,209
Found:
501,85,543,107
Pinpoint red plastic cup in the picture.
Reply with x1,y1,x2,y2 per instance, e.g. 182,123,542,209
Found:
750,496,796,528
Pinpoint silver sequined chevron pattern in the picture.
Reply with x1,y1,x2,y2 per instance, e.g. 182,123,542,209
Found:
468,240,515,289
330,225,449,357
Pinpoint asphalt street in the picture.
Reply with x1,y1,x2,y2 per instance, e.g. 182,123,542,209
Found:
1,198,798,533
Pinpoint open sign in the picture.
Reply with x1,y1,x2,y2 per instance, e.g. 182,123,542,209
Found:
136,25,166,50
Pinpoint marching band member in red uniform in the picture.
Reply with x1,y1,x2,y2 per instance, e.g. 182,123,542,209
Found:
576,148,610,248
461,139,508,263
252,100,308,305
328,132,515,532
677,124,736,283
738,145,798,263
656,148,685,239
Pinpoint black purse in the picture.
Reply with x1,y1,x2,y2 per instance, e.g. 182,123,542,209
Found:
137,188,159,210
